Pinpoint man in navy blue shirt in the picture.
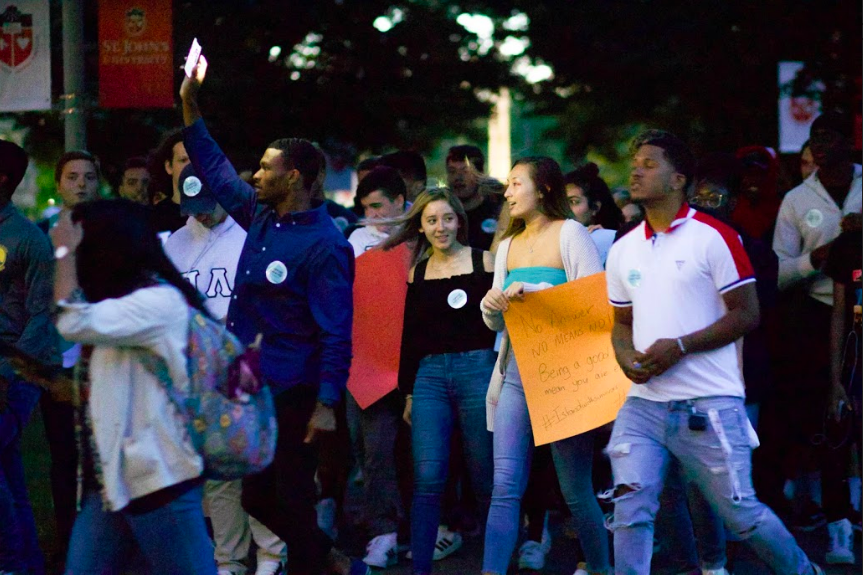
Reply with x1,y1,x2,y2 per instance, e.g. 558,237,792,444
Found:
181,57,363,575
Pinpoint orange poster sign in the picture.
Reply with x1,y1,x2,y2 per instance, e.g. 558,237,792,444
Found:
99,0,173,108
347,244,410,409
503,272,631,446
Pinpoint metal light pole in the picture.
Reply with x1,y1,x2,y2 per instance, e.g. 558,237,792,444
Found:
62,0,85,151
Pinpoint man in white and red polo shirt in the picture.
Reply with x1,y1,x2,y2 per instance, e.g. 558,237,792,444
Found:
604,130,822,575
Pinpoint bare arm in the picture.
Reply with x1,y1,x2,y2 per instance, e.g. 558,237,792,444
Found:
50,212,82,304
179,56,207,127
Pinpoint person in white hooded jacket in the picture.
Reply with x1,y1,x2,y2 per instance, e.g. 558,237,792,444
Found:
51,199,215,574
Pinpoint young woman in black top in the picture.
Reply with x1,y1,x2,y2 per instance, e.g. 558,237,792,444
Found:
381,188,496,575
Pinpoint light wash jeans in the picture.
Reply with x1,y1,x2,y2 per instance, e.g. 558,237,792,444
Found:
410,349,495,575
65,485,216,575
0,376,44,575
482,357,611,575
655,400,760,571
607,396,816,575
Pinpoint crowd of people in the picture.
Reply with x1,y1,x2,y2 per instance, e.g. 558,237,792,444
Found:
0,54,860,575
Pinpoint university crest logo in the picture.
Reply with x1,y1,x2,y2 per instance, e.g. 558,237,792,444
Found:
0,5,34,71
124,7,146,38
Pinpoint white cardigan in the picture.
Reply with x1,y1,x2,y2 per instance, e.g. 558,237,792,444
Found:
481,219,603,431
56,285,203,511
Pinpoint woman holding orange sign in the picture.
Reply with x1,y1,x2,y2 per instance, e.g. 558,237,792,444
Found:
479,157,609,575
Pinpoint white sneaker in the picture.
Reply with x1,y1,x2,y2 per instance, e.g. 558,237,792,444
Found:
826,518,855,564
432,526,462,560
316,497,338,541
518,540,547,570
255,560,284,575
217,571,236,575
573,562,589,575
405,526,463,561
362,532,399,568
702,569,730,575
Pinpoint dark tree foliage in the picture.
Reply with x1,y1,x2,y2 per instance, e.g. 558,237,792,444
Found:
6,0,861,183
501,0,861,161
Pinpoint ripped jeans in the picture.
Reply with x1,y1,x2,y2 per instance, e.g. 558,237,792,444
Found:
607,396,815,575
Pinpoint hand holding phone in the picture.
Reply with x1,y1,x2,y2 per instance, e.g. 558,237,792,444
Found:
184,38,202,78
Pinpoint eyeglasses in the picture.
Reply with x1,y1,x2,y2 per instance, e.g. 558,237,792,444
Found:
689,192,726,209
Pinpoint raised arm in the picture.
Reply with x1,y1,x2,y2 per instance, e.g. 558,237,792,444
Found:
180,56,257,230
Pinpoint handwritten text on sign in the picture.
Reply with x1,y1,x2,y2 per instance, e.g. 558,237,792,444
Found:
503,272,630,445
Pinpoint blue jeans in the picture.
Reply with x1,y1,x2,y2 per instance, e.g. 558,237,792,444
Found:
607,396,815,575
410,349,495,574
65,486,216,575
656,401,765,571
482,358,611,575
0,376,44,574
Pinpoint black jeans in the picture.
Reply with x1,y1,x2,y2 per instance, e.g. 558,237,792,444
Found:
754,295,853,522
242,384,332,575
40,391,78,558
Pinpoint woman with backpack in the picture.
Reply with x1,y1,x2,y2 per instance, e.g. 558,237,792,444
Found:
50,200,216,574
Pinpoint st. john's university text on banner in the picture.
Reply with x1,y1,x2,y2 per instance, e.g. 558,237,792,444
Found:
99,0,173,108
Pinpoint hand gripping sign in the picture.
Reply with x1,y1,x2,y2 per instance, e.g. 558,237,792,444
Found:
503,272,631,445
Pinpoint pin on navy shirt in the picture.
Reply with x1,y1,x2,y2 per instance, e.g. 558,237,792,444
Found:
183,119,354,406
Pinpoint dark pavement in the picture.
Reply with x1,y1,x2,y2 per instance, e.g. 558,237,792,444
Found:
22,408,862,574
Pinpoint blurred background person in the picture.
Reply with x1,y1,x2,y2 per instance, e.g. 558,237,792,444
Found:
564,162,624,266
116,156,151,205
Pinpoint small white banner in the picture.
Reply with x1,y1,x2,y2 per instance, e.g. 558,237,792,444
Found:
778,61,823,154
0,1,51,112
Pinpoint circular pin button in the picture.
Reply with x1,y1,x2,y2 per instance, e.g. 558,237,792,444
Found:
266,261,288,284
447,289,468,309
804,208,823,229
183,176,202,197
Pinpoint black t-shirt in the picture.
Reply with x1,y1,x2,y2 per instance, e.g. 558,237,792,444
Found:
466,194,502,251
150,198,186,233
823,230,862,396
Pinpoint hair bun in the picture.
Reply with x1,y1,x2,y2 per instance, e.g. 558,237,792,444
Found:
583,162,600,179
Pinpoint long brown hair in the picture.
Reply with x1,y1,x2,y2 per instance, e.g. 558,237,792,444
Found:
501,156,572,239
380,187,469,265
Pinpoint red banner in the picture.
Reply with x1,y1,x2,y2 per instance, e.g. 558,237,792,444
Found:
0,1,51,112
347,244,410,409
99,0,173,108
